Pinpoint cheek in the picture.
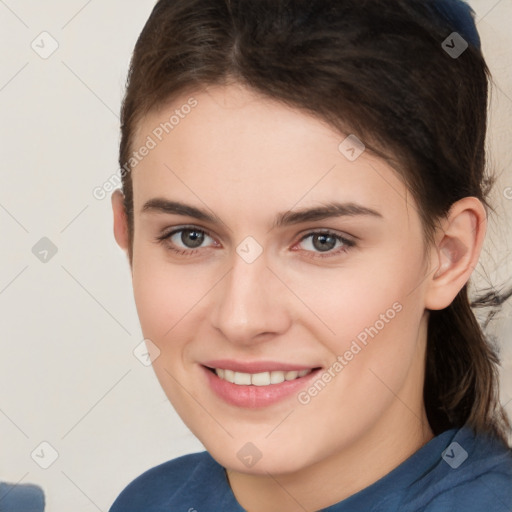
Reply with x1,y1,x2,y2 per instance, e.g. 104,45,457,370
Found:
342,255,426,395
288,243,425,348
132,234,203,316
130,252,207,419
131,248,194,343
286,242,428,412
132,268,172,340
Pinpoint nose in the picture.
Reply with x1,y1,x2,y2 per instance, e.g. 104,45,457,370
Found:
210,249,292,346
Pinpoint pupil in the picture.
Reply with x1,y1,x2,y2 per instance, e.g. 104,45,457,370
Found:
313,234,336,252
182,230,204,248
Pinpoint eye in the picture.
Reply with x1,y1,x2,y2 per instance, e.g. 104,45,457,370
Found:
295,231,355,258
156,226,355,259
156,226,217,255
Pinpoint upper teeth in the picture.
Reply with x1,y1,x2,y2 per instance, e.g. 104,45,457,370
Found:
215,368,311,386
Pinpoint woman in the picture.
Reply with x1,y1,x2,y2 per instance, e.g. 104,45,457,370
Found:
109,0,512,510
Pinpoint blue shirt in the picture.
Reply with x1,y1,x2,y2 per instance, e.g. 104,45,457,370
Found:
0,483,45,512
109,426,512,511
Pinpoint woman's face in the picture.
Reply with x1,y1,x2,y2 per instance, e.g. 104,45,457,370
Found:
116,83,435,475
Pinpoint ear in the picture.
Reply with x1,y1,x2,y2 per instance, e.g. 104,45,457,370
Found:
424,197,487,311
112,189,131,254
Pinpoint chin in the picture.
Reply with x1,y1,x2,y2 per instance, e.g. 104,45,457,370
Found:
201,435,317,476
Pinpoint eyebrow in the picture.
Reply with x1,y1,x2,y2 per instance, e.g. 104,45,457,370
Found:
141,198,383,229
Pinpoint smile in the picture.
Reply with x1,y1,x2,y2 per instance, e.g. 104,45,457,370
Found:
202,362,321,408
213,368,312,386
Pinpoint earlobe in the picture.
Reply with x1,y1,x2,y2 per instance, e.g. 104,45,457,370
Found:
425,197,487,311
111,189,130,252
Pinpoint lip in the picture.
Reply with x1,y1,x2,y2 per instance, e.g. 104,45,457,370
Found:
202,359,318,373
201,362,322,408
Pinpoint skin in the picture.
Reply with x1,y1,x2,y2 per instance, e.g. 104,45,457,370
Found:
112,83,487,512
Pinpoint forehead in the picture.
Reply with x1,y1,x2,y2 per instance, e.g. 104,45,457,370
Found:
129,84,413,222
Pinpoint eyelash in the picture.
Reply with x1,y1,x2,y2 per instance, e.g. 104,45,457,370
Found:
155,225,356,259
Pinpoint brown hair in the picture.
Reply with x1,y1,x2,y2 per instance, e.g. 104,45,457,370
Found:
118,0,512,446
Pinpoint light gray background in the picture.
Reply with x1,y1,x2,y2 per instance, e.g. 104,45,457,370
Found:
0,1,511,510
